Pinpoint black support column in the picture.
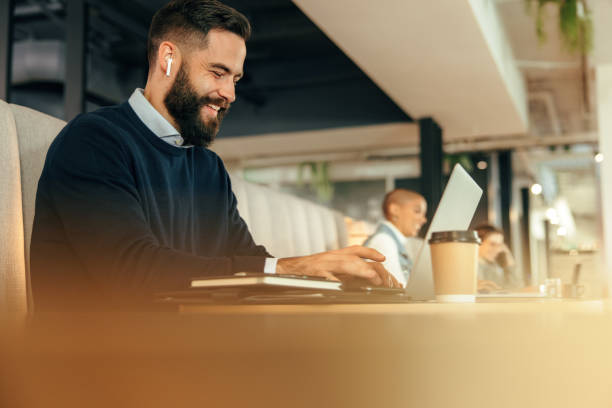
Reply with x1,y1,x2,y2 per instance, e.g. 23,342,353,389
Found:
544,219,551,277
419,117,443,224
520,187,532,284
499,150,513,244
64,0,87,120
0,0,14,102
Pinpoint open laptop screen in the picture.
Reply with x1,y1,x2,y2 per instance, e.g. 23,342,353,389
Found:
404,164,483,299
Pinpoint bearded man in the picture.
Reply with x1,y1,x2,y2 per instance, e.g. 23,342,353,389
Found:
30,0,398,311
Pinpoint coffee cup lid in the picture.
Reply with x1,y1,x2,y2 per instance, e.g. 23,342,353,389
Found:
428,230,481,244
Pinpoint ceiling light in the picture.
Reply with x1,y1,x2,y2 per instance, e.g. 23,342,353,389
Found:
530,183,543,195
476,160,488,170
595,153,604,163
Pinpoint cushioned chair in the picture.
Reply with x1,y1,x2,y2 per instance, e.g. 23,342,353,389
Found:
266,190,296,257
230,176,250,226
0,100,350,314
287,196,312,257
0,100,65,315
244,182,275,253
304,203,328,253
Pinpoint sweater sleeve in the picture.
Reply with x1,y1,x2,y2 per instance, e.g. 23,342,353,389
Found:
39,118,265,296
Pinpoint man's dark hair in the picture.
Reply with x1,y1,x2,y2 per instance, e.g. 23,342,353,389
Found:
147,0,251,67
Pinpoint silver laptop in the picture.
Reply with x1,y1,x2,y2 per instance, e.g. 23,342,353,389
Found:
404,164,483,300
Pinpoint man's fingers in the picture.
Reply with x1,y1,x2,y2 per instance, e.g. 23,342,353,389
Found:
368,262,399,288
382,266,401,288
335,245,386,262
279,250,395,286
322,254,378,282
365,262,399,288
389,273,401,288
321,271,340,282
328,254,400,288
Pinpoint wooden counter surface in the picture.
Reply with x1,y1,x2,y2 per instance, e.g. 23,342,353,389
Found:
2,299,611,408
179,297,607,315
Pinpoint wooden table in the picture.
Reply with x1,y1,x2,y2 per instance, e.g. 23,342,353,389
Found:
2,298,611,408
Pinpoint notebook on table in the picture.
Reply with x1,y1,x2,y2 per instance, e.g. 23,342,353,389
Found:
156,273,410,305
190,272,343,291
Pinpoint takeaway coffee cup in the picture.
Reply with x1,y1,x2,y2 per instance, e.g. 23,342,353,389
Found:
429,230,481,302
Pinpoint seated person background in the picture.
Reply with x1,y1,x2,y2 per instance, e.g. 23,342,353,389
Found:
475,224,522,292
363,189,427,287
29,0,399,311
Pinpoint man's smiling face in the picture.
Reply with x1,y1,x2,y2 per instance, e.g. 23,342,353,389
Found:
164,29,246,147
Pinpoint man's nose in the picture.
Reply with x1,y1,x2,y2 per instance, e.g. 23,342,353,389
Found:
219,80,236,104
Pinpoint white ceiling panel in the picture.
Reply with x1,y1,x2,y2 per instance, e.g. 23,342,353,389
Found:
292,0,529,140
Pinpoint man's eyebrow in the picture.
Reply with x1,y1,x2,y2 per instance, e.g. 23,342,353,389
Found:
209,63,243,79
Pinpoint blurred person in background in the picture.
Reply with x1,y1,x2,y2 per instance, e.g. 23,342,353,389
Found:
475,224,522,292
364,189,427,287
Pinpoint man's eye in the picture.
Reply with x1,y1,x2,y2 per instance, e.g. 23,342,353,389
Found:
212,71,223,78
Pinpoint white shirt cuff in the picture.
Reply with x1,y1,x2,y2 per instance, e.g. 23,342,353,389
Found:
264,258,278,274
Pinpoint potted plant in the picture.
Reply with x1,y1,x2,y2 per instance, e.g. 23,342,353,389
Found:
526,0,593,53
525,0,593,111
298,161,334,203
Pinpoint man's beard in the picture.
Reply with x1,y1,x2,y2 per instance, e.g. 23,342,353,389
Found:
164,64,229,148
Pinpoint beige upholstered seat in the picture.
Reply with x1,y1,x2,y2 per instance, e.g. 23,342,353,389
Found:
320,210,340,252
304,203,327,253
0,101,27,315
0,101,349,314
244,182,275,253
266,190,295,257
286,197,312,256
0,100,65,315
230,176,250,226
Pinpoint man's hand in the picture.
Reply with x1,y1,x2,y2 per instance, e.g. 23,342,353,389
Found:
276,245,401,288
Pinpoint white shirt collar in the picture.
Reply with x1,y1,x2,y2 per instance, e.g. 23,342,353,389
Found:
128,88,190,148
381,220,408,245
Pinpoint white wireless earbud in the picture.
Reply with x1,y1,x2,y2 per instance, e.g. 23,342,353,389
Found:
166,56,173,77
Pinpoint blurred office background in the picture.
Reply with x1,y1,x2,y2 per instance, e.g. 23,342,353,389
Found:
2,0,611,296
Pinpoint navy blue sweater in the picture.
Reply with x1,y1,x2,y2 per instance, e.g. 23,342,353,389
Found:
31,102,270,310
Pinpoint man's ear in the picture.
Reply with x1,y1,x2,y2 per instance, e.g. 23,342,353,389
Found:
388,202,400,218
157,41,180,77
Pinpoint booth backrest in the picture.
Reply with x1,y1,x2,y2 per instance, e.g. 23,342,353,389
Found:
0,100,65,315
231,177,348,258
0,101,348,314
0,100,27,315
